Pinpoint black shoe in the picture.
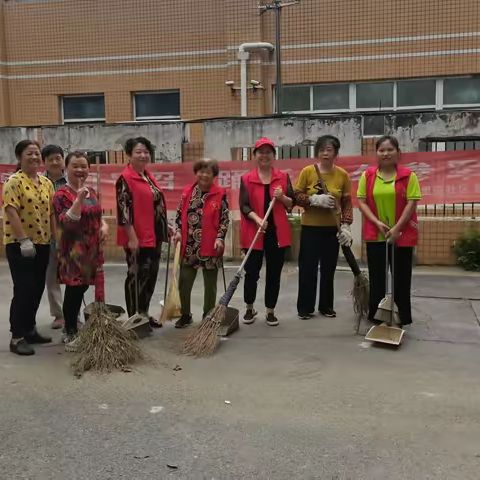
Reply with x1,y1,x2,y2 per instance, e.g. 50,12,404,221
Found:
298,312,313,320
149,316,163,329
175,314,193,329
10,339,35,356
25,330,52,344
266,313,279,326
319,308,336,318
242,309,257,325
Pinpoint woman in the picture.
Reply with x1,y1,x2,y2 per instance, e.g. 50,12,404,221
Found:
2,140,55,356
116,137,172,326
173,159,229,328
295,135,353,319
357,135,421,325
53,151,108,350
239,137,294,327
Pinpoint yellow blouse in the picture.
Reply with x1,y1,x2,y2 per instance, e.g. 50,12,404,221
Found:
2,171,54,245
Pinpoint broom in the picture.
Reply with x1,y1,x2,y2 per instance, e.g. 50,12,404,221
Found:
183,199,276,357
159,241,182,323
313,165,369,323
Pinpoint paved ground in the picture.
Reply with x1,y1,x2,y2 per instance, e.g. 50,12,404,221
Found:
1,261,480,480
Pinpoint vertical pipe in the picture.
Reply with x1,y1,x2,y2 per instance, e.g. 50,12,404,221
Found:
241,59,248,117
275,4,282,114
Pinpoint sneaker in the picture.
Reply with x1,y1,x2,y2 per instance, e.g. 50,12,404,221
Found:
25,329,52,345
175,314,193,329
266,313,279,326
243,309,257,325
298,312,313,320
10,339,35,356
319,308,337,318
64,334,79,353
51,317,65,330
149,316,163,329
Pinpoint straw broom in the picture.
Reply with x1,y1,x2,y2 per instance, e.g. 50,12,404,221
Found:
70,302,145,376
159,241,182,324
314,167,369,322
183,199,276,357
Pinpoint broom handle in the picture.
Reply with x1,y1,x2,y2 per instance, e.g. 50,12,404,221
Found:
164,239,171,302
237,198,276,275
134,254,139,314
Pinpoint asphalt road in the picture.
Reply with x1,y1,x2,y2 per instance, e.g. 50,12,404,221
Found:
1,263,480,480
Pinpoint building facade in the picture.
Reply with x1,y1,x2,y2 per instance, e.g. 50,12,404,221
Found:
0,0,479,146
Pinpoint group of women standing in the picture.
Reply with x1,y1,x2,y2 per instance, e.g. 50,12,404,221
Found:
2,133,420,356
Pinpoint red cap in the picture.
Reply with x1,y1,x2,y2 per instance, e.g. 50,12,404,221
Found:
253,137,275,152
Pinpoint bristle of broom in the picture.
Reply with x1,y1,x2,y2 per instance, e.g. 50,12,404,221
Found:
351,272,369,317
183,304,226,357
70,302,145,376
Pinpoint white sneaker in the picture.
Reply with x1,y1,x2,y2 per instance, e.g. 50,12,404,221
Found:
64,335,79,353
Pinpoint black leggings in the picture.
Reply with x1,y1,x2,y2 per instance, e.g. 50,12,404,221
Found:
366,242,413,325
243,230,286,309
6,243,50,339
297,226,339,314
63,285,89,335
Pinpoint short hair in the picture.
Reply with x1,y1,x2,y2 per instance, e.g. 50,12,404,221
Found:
124,137,155,158
65,151,90,167
376,135,401,152
193,158,219,177
41,144,64,161
314,135,341,157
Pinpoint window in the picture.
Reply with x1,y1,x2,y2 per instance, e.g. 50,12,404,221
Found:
62,95,105,123
313,84,349,111
356,82,394,109
282,86,310,112
397,79,436,107
134,91,180,120
444,77,480,105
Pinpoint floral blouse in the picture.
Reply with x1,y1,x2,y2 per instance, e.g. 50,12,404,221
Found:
53,185,104,286
175,184,229,270
116,174,168,247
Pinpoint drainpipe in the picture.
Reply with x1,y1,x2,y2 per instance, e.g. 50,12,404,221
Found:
238,42,274,117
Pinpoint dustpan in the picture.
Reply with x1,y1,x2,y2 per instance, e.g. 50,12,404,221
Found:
366,240,405,346
122,255,151,339
217,261,239,337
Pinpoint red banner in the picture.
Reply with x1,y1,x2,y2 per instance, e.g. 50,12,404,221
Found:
1,151,480,211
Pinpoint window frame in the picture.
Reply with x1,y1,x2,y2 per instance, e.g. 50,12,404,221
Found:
61,94,106,124
133,90,181,121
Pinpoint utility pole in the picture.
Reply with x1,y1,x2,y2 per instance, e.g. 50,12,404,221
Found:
259,1,300,115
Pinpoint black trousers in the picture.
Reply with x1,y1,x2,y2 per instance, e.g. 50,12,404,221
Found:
6,243,50,339
63,285,89,335
297,226,339,314
124,246,161,317
243,230,286,309
366,242,413,325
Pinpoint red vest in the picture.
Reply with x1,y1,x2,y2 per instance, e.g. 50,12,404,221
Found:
240,168,291,250
363,166,418,247
180,183,225,258
116,164,165,248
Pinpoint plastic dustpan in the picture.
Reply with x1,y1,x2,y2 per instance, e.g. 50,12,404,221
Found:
217,306,240,337
365,323,405,345
122,313,151,339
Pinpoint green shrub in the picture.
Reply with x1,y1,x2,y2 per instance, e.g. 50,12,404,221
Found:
452,228,480,271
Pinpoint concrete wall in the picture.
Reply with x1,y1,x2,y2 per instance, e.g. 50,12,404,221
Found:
41,123,186,163
204,116,363,160
0,127,38,163
387,111,480,152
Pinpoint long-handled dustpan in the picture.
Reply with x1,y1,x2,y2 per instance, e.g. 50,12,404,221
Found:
122,255,151,338
365,241,405,346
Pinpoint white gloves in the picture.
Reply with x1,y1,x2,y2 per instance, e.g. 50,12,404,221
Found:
19,238,36,258
337,224,353,247
310,194,336,209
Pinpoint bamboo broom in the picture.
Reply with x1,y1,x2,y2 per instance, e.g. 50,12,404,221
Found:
183,199,276,357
